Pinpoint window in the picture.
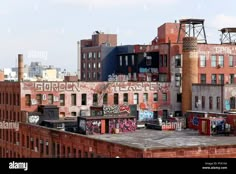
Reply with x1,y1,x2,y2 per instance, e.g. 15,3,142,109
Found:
114,93,119,105
40,140,44,154
133,93,139,104
88,63,91,69
160,55,163,67
119,56,122,66
30,137,34,150
218,74,224,84
87,72,91,80
211,74,217,84
57,144,60,158
218,55,224,67
82,94,87,105
78,150,81,158
36,138,39,152
123,93,128,103
93,94,98,105
48,94,53,104
22,134,25,147
97,72,101,80
216,97,220,110
93,72,96,79
73,148,76,158
200,55,206,67
83,63,86,69
229,74,235,84
125,56,128,66
229,55,236,67
67,147,71,158
103,93,108,105
175,54,181,67
88,52,92,58
132,55,135,65
143,93,148,103
159,74,168,82
177,93,182,102
202,96,205,109
93,63,96,69
200,74,206,84
211,55,217,67
230,97,236,109
83,53,86,59
98,62,101,69
163,55,167,67
25,94,31,106
82,73,86,80
153,93,158,102
60,94,65,106
36,94,42,104
175,73,181,87
71,112,76,116
98,52,101,58
71,94,76,106
27,136,29,148
146,56,152,66
93,52,96,58
209,96,213,110
162,93,167,101
195,96,199,108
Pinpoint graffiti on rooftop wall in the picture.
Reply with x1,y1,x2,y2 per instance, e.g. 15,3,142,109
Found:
109,118,136,133
86,120,101,135
103,104,130,115
23,81,169,93
34,82,80,92
110,82,169,92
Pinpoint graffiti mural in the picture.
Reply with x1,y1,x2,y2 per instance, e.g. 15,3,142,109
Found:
103,104,130,115
109,118,136,133
138,110,153,121
86,120,101,135
22,81,169,93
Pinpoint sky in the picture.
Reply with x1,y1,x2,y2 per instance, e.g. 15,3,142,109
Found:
1,0,236,72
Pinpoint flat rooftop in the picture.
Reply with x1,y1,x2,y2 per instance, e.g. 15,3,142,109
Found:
89,129,236,150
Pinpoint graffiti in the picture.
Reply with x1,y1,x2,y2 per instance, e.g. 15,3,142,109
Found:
111,82,169,92
103,104,130,115
86,120,101,135
108,73,128,82
138,110,153,121
119,105,130,113
23,82,169,94
28,115,39,124
109,118,136,133
139,68,158,73
34,82,80,92
103,105,119,115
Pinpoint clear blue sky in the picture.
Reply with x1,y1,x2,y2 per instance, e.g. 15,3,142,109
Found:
1,0,236,72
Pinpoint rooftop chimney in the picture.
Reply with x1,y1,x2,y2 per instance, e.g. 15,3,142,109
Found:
18,54,24,82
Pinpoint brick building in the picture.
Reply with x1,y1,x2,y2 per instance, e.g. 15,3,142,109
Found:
79,31,117,81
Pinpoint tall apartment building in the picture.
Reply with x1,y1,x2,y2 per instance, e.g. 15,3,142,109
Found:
80,31,117,81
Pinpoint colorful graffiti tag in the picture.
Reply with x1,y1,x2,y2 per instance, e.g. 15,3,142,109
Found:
103,104,130,115
138,110,153,121
109,118,136,133
85,120,101,135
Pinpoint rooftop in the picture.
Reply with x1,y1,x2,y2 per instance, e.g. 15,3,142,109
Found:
89,129,236,150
